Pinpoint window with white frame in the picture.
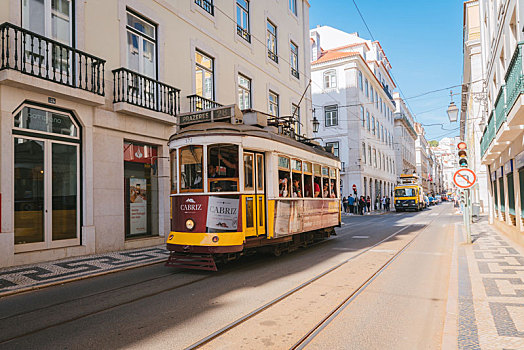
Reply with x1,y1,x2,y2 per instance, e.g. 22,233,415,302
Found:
290,41,299,78
326,141,339,158
358,71,363,90
324,105,338,127
366,112,370,131
370,86,374,102
195,50,214,100
289,0,297,15
267,20,278,62
362,142,366,164
365,78,369,97
236,0,250,42
361,106,365,127
269,90,279,116
238,74,251,110
126,10,157,78
372,116,375,135
323,70,337,89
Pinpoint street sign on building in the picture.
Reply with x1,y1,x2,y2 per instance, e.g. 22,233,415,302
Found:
453,168,477,189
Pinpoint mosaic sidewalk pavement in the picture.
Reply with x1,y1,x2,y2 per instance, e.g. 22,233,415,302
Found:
0,245,170,297
458,218,524,350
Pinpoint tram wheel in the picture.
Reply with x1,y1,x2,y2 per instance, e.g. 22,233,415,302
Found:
273,246,283,257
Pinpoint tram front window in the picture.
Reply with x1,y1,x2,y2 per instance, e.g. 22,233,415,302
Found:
180,145,203,191
208,144,239,192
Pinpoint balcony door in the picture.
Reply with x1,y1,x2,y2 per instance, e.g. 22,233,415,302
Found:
22,0,73,74
13,106,81,252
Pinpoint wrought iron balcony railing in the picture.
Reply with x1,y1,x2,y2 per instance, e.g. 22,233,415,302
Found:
195,0,214,15
237,25,251,43
504,42,524,113
291,67,299,79
494,85,506,132
113,68,180,116
268,50,278,63
0,22,105,95
187,94,222,112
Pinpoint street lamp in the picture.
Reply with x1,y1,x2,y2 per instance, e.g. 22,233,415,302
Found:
312,109,320,133
447,90,459,122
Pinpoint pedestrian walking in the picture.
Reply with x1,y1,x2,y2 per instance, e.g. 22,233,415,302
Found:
385,196,391,211
342,196,348,213
359,196,366,215
366,196,371,213
353,195,359,214
381,196,386,211
348,194,355,214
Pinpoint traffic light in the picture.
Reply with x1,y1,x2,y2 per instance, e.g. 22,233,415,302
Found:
457,142,468,168
459,190,466,204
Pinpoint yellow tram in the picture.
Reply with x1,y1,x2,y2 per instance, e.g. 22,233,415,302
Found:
166,107,341,270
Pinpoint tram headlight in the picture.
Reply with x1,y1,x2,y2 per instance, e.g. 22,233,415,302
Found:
185,219,195,231
168,234,174,241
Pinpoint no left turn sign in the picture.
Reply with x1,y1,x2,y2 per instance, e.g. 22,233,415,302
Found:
453,169,477,189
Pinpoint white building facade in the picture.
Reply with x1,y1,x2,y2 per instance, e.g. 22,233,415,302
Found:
462,0,489,213
478,0,524,240
310,26,397,207
393,92,417,177
0,0,312,268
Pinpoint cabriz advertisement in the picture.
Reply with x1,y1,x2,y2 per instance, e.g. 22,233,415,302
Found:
173,195,241,233
207,196,239,232
130,178,147,235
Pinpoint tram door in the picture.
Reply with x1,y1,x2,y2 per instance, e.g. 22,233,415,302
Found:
243,152,266,237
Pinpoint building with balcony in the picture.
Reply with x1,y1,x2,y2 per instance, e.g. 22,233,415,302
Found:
414,122,432,193
310,26,397,206
0,0,312,268
393,92,417,178
477,0,524,239
461,0,489,213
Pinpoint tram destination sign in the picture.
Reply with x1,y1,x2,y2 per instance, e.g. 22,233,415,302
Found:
178,105,243,126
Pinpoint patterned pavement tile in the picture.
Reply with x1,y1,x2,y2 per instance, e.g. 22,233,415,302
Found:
0,246,169,296
458,219,524,349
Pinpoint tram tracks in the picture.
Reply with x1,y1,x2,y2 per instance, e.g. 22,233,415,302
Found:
0,210,431,347
185,207,444,349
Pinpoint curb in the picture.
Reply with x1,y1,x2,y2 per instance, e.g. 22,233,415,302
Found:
0,258,166,299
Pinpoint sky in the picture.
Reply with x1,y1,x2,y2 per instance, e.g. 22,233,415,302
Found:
309,0,464,141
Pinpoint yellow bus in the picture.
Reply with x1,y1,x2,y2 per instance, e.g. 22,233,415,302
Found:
394,174,424,212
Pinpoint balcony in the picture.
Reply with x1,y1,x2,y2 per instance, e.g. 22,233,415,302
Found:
505,42,524,114
0,22,105,102
494,86,506,132
112,68,180,121
291,68,300,79
480,111,495,157
187,94,222,112
195,0,214,15
236,25,251,43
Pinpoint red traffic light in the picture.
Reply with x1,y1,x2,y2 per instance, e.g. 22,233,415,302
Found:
457,142,467,150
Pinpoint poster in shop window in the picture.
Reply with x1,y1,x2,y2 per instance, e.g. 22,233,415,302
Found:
206,196,239,232
130,178,147,235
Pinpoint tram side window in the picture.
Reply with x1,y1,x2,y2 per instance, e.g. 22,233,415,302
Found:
208,144,239,192
180,145,203,191
330,168,337,198
291,159,302,198
278,156,291,197
303,162,313,197
313,164,322,198
322,167,330,198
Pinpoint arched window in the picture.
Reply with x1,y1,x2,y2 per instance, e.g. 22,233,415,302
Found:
323,70,337,89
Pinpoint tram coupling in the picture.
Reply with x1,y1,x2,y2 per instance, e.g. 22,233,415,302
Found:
165,252,218,271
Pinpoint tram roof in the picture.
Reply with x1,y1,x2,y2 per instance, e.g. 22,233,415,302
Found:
169,122,339,161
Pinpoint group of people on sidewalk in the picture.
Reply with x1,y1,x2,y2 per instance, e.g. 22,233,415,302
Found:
342,195,391,215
